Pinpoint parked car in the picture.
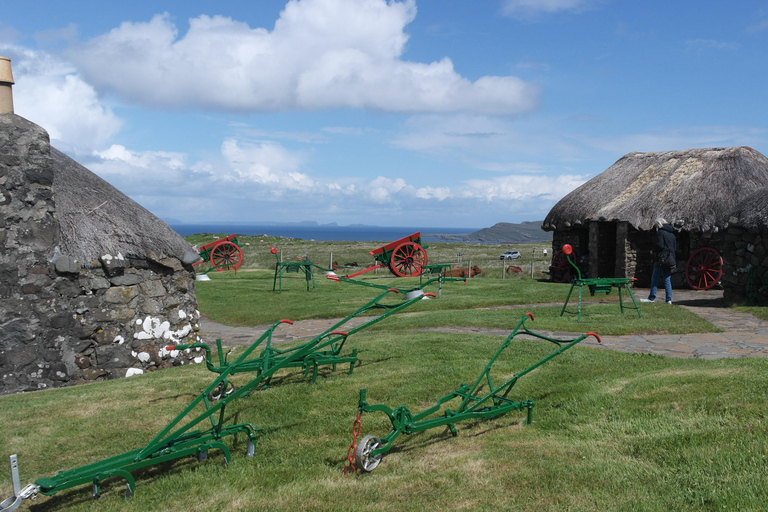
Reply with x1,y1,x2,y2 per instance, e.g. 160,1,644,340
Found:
500,250,521,260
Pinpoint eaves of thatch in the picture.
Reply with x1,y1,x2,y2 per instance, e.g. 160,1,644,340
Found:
52,147,198,264
727,188,768,229
542,146,768,233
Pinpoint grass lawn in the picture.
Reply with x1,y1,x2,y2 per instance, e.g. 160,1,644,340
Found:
1,237,764,510
1,327,766,511
196,270,719,336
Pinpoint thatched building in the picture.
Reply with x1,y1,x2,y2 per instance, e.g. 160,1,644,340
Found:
1,112,203,394
542,147,768,287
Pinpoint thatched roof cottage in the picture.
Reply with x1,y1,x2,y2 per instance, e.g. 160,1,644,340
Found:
542,147,768,287
1,111,203,394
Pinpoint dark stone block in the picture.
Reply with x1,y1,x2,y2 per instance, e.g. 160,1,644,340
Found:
95,345,133,369
50,313,73,329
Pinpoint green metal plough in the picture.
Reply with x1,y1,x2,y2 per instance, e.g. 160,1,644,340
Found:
346,312,601,473
0,285,446,508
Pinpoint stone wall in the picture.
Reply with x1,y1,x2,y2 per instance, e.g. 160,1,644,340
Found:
722,226,768,304
0,115,201,395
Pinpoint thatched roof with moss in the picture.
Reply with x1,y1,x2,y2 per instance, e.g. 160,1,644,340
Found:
543,146,768,233
52,147,197,264
727,188,768,229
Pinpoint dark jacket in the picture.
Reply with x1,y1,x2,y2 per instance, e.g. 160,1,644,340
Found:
652,224,676,263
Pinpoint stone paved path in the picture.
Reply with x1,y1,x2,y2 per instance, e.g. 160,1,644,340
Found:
198,288,768,359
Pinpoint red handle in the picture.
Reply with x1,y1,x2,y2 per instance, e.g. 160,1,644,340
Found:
526,312,535,321
280,319,294,325
388,288,400,293
166,345,177,351
424,292,436,297
330,331,349,336
586,332,601,343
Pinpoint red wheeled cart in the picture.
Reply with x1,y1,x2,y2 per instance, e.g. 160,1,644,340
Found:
344,232,428,279
193,234,244,274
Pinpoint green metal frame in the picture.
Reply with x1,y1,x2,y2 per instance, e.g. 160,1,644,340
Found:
352,312,601,472
1,286,444,505
559,247,641,322
270,247,317,292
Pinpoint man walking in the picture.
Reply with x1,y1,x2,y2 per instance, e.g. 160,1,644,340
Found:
642,218,677,304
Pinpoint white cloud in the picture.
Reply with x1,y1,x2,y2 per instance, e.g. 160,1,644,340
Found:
219,139,312,190
1,45,121,154
501,0,596,20
67,0,538,114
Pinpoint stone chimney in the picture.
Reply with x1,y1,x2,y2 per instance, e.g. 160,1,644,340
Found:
0,56,14,114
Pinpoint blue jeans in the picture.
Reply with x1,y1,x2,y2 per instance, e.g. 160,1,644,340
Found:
649,266,672,302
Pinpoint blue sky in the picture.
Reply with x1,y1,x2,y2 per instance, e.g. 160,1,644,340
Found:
2,0,767,228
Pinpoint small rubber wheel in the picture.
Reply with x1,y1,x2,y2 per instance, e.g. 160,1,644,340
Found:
208,381,236,401
355,435,383,472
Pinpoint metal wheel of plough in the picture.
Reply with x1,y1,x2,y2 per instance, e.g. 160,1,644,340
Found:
355,435,383,472
685,247,722,290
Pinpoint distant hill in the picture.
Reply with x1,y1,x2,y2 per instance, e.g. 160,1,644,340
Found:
428,221,551,243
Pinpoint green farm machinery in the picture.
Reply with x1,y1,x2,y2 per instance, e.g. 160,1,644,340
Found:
345,312,601,473
558,244,642,322
0,283,448,508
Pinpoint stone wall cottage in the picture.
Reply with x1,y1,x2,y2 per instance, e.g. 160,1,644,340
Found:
542,147,768,288
1,112,203,394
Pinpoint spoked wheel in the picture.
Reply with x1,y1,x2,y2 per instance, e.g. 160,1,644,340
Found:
207,380,236,401
550,249,574,283
389,242,427,277
210,241,243,271
355,435,383,472
685,247,723,290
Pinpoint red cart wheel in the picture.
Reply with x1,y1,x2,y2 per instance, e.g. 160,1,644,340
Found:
550,249,573,283
210,241,243,271
389,241,427,277
685,247,722,290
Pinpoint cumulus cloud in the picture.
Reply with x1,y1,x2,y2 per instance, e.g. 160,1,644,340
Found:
67,0,538,114
1,45,121,153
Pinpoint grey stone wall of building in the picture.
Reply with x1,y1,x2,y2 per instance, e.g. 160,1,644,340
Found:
0,115,201,395
722,226,767,304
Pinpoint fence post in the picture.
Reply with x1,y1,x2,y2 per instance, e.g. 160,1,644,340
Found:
530,261,534,279
501,260,505,280
468,261,471,279
330,251,333,270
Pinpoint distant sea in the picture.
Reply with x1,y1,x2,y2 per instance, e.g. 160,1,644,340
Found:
169,224,478,243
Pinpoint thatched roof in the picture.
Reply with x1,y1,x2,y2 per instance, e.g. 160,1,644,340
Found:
52,147,197,263
543,147,768,233
727,188,768,229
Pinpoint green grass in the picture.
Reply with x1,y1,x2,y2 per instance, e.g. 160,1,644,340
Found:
2,331,767,511
733,305,768,321
196,270,719,335
1,237,762,510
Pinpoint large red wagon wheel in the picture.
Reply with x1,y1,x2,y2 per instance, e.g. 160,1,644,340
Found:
550,249,573,283
389,241,427,277
685,247,722,290
210,241,243,271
